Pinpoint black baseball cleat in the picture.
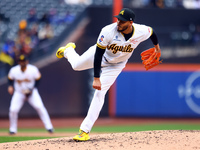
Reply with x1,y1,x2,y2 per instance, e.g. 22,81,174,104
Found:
47,129,54,133
9,131,16,135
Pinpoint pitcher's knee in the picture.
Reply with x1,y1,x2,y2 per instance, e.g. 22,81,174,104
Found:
71,64,84,71
9,109,19,115
34,105,43,111
94,90,106,100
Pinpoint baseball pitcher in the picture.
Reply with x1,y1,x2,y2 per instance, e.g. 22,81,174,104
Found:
56,8,161,141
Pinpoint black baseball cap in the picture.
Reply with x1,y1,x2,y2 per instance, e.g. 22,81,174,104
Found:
18,54,28,61
114,8,135,21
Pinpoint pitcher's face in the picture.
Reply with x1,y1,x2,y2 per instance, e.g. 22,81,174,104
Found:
117,19,132,32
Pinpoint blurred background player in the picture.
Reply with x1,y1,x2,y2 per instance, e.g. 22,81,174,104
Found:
7,54,54,135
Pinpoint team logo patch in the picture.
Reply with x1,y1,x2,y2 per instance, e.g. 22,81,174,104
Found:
113,36,121,41
130,39,138,44
99,35,104,42
120,10,124,15
148,28,151,33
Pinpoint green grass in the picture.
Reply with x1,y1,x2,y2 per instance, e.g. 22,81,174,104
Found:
0,123,200,143
0,136,55,143
91,123,200,132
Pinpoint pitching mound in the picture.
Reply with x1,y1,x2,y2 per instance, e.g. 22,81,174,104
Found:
1,130,200,150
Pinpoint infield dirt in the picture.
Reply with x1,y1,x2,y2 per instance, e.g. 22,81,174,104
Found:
1,118,200,150
1,130,200,150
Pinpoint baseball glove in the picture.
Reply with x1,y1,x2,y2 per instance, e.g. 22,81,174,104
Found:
141,47,162,71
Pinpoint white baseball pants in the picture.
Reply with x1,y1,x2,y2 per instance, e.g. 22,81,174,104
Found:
9,88,53,133
64,45,127,133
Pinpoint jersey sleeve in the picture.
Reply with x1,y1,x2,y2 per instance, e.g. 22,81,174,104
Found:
8,68,14,80
96,27,111,49
33,66,41,80
139,25,153,42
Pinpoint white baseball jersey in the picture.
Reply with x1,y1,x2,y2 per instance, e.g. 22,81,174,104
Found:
8,64,53,133
64,22,154,133
8,64,41,94
97,22,152,63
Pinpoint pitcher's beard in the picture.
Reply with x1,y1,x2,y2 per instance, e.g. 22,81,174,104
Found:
117,26,128,32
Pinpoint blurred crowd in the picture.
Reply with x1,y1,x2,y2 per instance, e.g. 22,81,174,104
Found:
0,8,75,73
64,0,92,5
131,0,200,9
0,0,200,75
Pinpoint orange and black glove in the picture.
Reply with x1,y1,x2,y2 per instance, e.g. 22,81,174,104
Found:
141,47,162,71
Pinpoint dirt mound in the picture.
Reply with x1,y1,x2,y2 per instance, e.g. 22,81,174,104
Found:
1,130,200,150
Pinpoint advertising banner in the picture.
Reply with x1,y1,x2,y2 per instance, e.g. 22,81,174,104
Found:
112,64,200,117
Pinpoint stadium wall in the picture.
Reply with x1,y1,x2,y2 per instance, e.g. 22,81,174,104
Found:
1,7,200,118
